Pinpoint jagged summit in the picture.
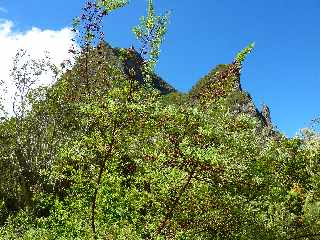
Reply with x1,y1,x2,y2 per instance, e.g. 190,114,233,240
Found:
97,42,275,130
187,63,275,131
64,41,274,130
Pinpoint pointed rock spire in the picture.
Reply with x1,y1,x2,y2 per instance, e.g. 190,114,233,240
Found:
261,104,272,127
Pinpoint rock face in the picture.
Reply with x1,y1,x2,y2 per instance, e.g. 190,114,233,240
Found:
97,42,176,95
261,104,272,127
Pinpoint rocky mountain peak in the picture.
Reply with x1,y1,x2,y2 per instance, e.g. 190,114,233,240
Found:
187,62,276,132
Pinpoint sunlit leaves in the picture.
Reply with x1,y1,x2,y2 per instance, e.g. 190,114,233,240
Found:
234,42,255,66
1,0,320,239
97,0,129,14
132,0,170,73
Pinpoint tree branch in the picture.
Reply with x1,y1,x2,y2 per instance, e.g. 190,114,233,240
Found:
91,123,117,238
153,163,198,238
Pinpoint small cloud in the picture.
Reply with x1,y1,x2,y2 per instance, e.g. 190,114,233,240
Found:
0,7,8,13
0,19,13,35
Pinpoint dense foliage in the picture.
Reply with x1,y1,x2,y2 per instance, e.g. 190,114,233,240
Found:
0,1,319,239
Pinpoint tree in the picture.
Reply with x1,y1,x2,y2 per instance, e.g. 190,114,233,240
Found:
0,49,60,224
1,1,320,239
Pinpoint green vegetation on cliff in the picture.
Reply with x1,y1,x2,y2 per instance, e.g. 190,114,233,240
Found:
0,1,319,239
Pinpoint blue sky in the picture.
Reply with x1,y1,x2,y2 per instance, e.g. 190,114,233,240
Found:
1,0,319,137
